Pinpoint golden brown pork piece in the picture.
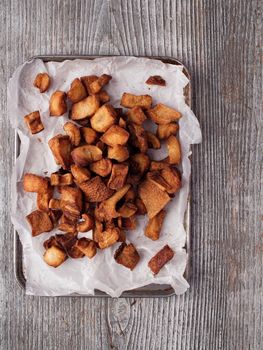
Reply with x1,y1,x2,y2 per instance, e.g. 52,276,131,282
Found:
50,173,73,186
167,135,181,164
90,158,112,177
88,74,112,94
148,245,174,274
147,103,181,124
90,104,117,132
107,145,129,162
114,243,140,270
67,78,87,103
145,210,166,240
70,165,91,184
50,91,67,116
24,111,44,134
48,135,72,169
71,145,102,166
34,73,50,92
100,125,129,146
120,93,152,109
127,107,147,125
43,246,67,267
63,122,81,146
138,179,170,219
157,123,179,140
23,173,49,193
145,75,166,86
71,95,100,120
79,176,114,202
108,164,129,190
76,238,97,258
26,210,54,236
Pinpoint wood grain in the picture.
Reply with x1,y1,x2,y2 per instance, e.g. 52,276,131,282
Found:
0,0,262,349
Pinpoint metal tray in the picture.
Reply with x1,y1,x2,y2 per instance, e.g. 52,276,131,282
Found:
14,55,191,297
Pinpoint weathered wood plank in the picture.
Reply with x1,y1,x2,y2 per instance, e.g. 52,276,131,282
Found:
0,0,262,349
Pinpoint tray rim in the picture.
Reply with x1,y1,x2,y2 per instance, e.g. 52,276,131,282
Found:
13,54,191,298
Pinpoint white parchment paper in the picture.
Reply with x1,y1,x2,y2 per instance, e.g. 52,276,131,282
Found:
9,57,201,297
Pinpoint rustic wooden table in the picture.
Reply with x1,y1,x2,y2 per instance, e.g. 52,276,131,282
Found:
0,1,262,349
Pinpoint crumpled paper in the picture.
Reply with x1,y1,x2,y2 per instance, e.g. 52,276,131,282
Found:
9,56,201,297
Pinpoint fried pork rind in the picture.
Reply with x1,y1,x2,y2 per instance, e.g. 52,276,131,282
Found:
44,233,77,256
49,198,61,210
60,186,83,219
50,91,67,116
108,164,129,190
43,245,67,267
145,75,166,86
100,125,129,146
120,93,152,109
71,145,102,166
71,95,100,120
67,78,87,103
70,164,91,184
77,213,94,232
33,72,51,93
76,238,97,258
90,158,112,177
88,74,112,94
79,176,114,202
49,210,63,225
148,245,174,274
96,227,120,249
58,214,77,233
146,131,161,149
118,202,137,217
43,235,59,250
80,75,98,92
114,243,140,270
26,210,53,236
48,135,72,169
55,233,78,251
147,103,181,124
135,198,147,215
23,173,49,193
147,171,170,193
67,241,85,259
24,111,44,134
95,184,131,222
157,123,179,140
95,90,110,103
108,145,129,162
167,135,181,164
90,104,117,132
127,107,147,125
50,173,73,186
117,216,137,230
37,186,54,212
63,122,81,146
60,186,83,209
128,123,148,153
150,160,170,171
130,153,150,176
138,179,170,219
80,127,98,144
145,210,166,240
154,167,181,194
